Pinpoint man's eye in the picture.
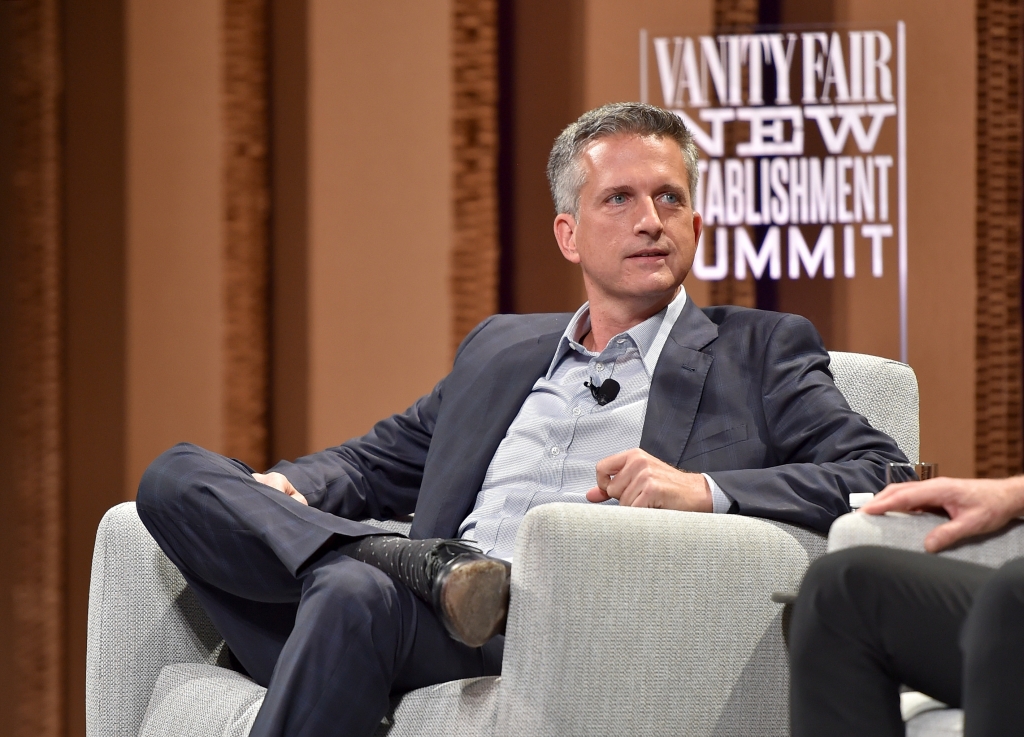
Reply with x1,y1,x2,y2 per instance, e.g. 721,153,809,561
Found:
609,194,627,204
661,192,680,204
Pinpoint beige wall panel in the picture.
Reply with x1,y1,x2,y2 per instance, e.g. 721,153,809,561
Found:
307,0,452,450
838,0,977,476
582,0,714,109
126,0,225,491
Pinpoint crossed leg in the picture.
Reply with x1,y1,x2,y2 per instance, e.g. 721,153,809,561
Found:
136,443,502,737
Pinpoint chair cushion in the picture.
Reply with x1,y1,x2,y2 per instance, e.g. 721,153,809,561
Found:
139,662,501,737
140,663,264,737
374,676,501,736
906,708,964,737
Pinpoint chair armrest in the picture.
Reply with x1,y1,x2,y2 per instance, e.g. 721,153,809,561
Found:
86,502,225,737
828,511,1024,567
494,503,825,736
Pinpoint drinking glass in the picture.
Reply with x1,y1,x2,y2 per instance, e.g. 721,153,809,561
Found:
885,462,939,485
849,462,939,509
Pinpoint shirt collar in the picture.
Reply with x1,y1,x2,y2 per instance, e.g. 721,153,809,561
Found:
546,286,689,378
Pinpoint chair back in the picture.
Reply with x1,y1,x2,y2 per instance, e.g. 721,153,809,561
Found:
828,351,919,463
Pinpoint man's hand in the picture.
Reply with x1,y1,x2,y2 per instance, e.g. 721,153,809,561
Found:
253,471,308,506
586,448,712,512
860,476,1024,552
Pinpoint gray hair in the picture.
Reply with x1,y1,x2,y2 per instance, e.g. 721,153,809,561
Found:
546,102,700,218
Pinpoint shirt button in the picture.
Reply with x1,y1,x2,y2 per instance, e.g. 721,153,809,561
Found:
572,407,582,417
616,338,625,344
550,446,560,456
596,363,605,371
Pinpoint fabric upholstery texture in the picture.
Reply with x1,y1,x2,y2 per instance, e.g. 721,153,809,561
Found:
87,503,229,737
827,351,920,464
828,511,1024,737
497,504,822,736
141,664,263,737
906,709,965,737
828,512,1024,567
87,350,918,737
373,677,501,736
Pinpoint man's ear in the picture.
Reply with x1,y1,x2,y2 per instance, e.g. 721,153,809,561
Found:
691,210,703,245
554,213,580,264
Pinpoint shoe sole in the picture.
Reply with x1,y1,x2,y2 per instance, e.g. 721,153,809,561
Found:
440,559,510,648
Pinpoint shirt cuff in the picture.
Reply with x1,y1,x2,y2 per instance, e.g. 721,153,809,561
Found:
702,473,732,514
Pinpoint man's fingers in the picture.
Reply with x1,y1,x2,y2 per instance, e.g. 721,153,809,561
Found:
617,478,644,507
595,451,630,489
866,483,905,502
586,486,611,503
859,484,946,515
924,518,974,553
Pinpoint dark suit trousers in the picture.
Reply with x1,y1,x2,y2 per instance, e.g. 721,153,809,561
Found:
136,443,503,737
789,546,1024,737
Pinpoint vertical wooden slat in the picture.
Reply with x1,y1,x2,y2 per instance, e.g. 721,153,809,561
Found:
7,0,64,734
452,0,499,355
714,0,759,28
975,0,1023,477
707,0,758,308
223,0,270,469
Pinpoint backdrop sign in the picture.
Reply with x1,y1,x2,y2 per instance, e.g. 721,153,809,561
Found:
640,23,907,360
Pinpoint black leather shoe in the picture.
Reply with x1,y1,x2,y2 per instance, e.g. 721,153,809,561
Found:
341,537,511,648
429,542,512,648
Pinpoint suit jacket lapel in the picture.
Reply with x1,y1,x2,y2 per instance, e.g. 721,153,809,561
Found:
415,330,564,537
640,299,719,466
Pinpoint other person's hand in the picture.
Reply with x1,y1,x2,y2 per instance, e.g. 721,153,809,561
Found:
860,476,1024,552
253,471,308,506
586,448,712,512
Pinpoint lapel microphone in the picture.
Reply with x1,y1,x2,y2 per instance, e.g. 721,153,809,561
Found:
584,378,620,406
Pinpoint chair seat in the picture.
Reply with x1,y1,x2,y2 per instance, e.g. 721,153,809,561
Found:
141,664,263,737
906,708,964,737
139,663,502,737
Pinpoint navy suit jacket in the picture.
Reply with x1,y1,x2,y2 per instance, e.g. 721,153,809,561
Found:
269,300,907,565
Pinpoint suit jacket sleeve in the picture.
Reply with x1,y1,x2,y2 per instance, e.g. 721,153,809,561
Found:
266,316,498,520
705,314,908,533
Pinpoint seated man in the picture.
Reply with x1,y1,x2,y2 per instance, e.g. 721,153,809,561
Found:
136,101,907,737
789,475,1024,737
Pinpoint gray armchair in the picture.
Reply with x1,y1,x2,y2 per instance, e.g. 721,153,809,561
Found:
86,351,918,737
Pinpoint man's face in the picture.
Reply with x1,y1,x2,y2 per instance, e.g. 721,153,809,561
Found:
554,133,702,313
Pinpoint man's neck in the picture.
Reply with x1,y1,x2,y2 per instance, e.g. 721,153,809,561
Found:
582,289,680,352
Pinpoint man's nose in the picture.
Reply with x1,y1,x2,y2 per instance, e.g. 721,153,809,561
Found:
634,196,664,238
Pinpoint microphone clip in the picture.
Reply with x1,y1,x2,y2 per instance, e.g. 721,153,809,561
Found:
584,378,620,406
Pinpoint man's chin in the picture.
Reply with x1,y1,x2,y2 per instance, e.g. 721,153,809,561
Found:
604,282,684,309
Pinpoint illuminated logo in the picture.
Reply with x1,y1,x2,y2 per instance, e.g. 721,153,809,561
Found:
640,23,907,359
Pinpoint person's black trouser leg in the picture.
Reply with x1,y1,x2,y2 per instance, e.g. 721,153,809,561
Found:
960,556,1024,735
136,443,502,737
790,546,1024,737
789,546,987,737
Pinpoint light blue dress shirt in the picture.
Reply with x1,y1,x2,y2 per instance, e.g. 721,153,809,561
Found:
458,288,729,562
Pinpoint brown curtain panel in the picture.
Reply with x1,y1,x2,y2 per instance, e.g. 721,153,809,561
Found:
0,1,65,735
707,0,759,308
451,0,500,356
975,0,1023,477
223,0,271,471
